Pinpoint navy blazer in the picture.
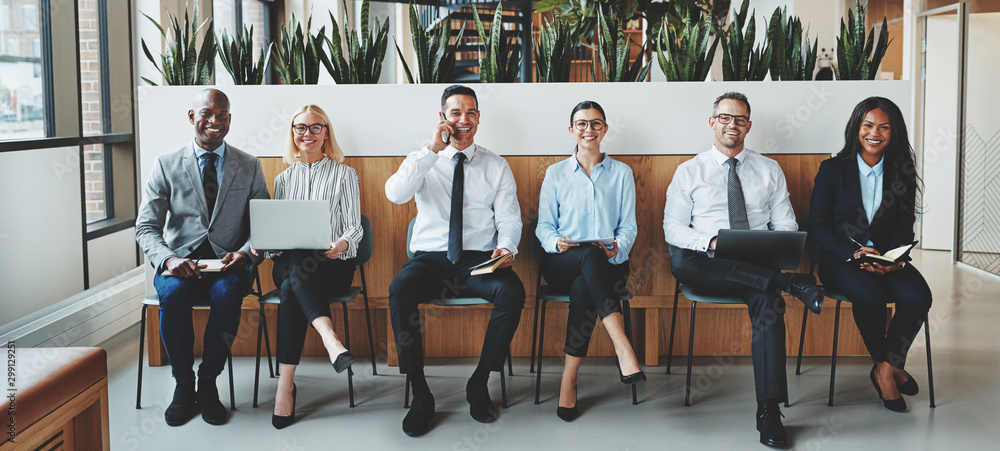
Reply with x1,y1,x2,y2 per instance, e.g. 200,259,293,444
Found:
807,156,916,263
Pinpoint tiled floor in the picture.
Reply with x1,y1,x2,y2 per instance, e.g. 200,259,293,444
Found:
105,250,1000,450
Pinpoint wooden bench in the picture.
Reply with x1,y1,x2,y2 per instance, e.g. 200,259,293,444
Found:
1,347,109,450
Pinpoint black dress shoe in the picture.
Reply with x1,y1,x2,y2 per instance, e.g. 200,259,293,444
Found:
897,371,919,396
164,383,199,427
784,273,824,315
272,384,297,430
466,379,497,423
870,366,907,412
756,402,789,448
332,351,354,374
620,370,647,385
557,385,579,422
197,379,229,425
402,394,435,437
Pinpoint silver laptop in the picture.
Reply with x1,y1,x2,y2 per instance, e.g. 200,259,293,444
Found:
250,200,332,251
714,230,807,270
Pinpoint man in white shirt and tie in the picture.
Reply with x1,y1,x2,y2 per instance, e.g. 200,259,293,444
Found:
663,92,823,448
385,85,525,437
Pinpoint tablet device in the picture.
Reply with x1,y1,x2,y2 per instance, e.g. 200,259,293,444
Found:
714,230,807,270
250,199,332,251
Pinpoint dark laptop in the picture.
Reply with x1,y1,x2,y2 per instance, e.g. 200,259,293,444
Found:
714,230,807,270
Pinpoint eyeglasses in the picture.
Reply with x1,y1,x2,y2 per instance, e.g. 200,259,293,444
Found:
713,114,750,126
292,124,327,135
572,119,607,131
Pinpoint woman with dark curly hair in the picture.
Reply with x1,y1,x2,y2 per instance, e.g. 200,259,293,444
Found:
808,96,931,413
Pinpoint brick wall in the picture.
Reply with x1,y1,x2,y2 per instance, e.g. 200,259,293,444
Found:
78,0,105,222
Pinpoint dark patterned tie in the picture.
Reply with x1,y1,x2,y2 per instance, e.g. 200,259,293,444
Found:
448,152,467,264
726,157,750,230
202,153,219,215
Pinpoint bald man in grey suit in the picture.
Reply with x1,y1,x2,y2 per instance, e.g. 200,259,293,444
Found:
136,89,269,426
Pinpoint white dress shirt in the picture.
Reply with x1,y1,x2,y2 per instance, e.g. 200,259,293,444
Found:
273,157,363,259
664,146,798,252
385,144,522,255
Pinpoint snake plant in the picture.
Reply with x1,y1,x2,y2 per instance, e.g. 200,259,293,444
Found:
767,6,817,81
596,5,650,82
324,0,391,84
472,2,522,83
655,8,718,81
394,2,464,84
535,17,575,82
835,0,891,80
272,15,330,84
218,25,272,85
140,3,215,85
720,0,771,81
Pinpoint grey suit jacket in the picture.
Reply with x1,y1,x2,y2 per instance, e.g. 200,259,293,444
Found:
136,143,270,274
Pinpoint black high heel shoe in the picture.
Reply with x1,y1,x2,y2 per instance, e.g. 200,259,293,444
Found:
556,385,578,422
897,370,919,396
332,351,354,374
615,357,647,385
272,384,297,429
870,366,906,413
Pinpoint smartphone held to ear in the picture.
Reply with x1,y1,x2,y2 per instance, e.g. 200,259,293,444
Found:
439,112,451,144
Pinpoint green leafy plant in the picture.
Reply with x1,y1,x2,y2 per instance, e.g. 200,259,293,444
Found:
324,0,391,84
140,3,215,85
767,6,817,81
535,17,575,82
596,5,650,82
218,25,273,85
835,0,891,80
535,0,600,45
272,15,330,84
720,0,771,81
655,8,718,81
394,2,465,84
472,2,522,83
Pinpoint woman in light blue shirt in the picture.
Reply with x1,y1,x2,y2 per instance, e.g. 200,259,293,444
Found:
535,101,643,422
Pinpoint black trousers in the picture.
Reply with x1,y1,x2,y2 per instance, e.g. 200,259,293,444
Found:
272,250,356,365
388,251,526,374
540,246,630,357
818,261,932,370
671,248,787,402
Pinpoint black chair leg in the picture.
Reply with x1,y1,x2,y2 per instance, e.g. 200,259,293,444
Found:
828,300,843,407
795,305,809,375
342,303,356,408
404,374,411,408
500,365,508,408
623,301,638,405
924,315,935,408
667,284,680,375
254,303,265,408
228,354,236,410
534,300,548,405
362,292,378,376
136,305,148,409
530,293,541,373
507,348,514,376
684,302,697,407
262,309,274,378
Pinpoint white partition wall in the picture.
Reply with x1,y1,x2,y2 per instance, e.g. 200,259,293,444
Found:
921,15,960,251
138,81,912,176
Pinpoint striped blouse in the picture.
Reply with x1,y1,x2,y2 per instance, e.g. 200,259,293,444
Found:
273,157,363,260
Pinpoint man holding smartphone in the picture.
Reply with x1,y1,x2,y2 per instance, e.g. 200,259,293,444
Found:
385,85,524,437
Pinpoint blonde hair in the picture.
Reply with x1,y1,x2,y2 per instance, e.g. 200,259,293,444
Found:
283,104,345,165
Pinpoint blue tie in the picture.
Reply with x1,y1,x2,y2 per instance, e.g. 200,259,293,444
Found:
448,152,467,264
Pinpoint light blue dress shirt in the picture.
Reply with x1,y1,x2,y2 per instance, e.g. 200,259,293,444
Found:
857,153,883,246
193,141,226,186
536,153,637,265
